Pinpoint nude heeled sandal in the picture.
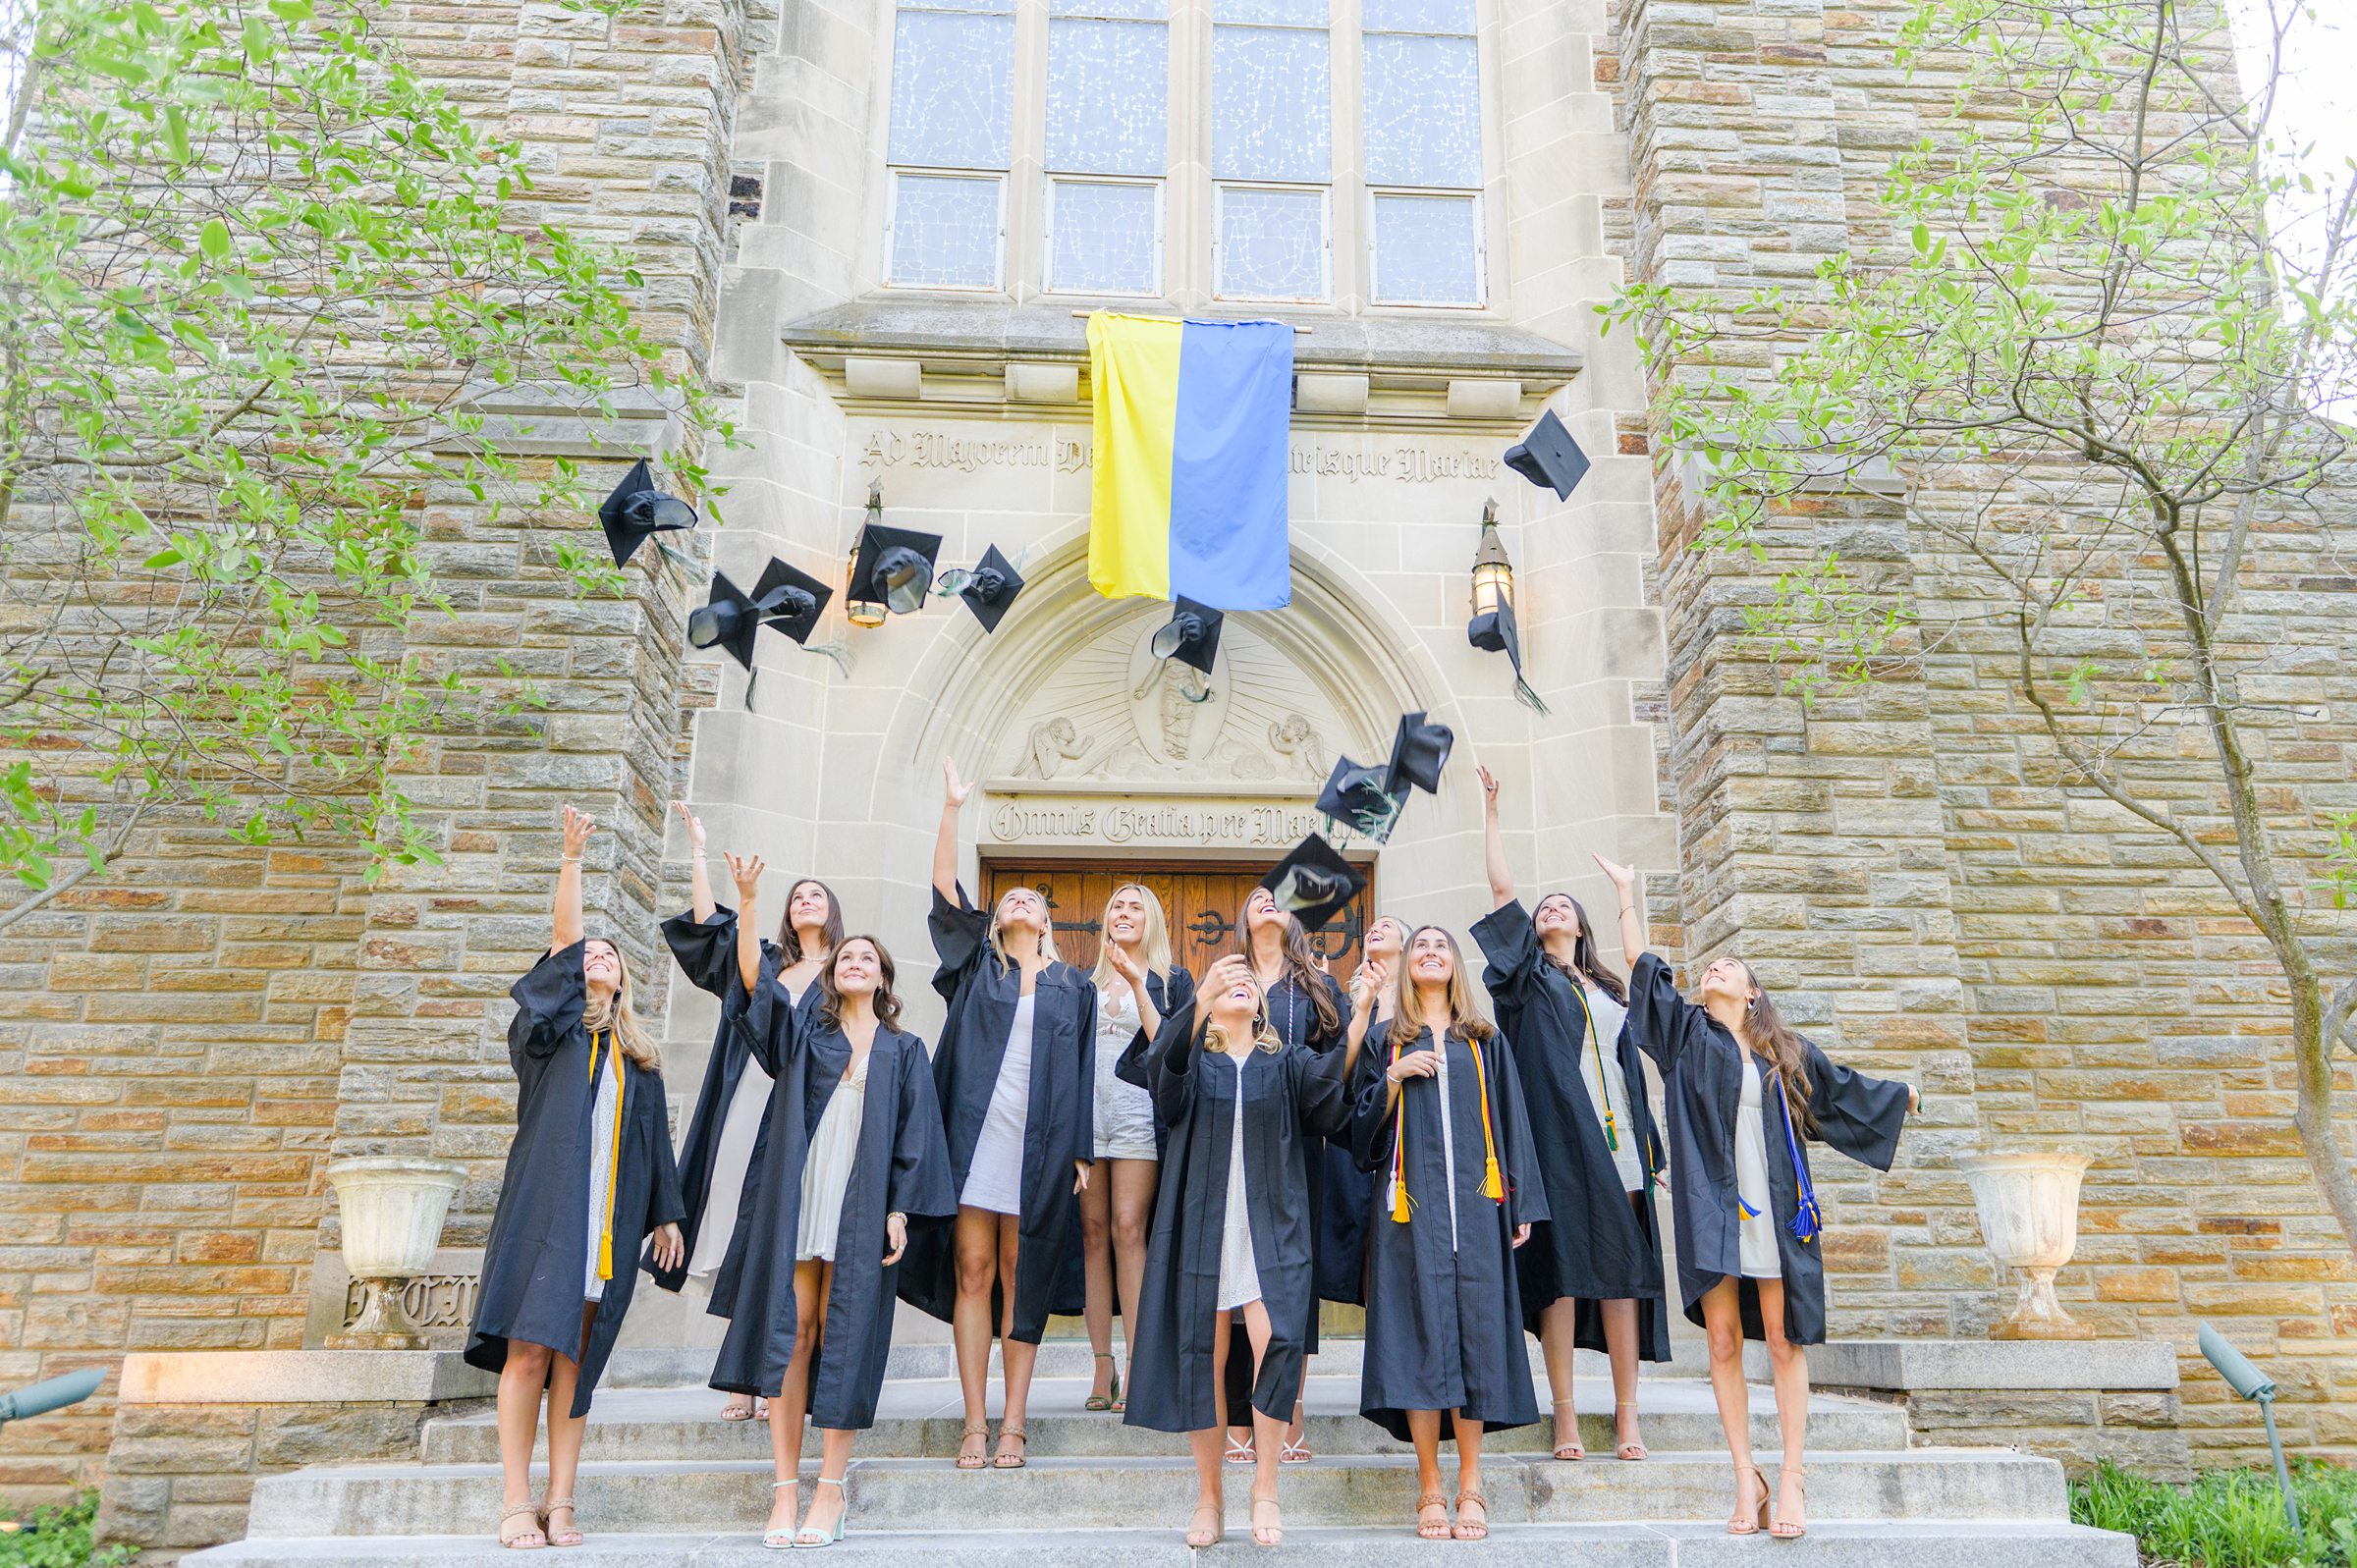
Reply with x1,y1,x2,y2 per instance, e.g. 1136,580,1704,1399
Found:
1771,1466,1807,1540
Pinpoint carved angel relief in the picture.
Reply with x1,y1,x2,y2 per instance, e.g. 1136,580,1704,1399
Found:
999,615,1341,785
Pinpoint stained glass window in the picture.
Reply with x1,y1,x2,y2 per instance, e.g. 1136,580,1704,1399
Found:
1216,187,1328,300
1047,1,1168,177
1047,180,1162,294
885,0,1014,289
1212,0,1330,299
1370,192,1480,303
1363,0,1482,304
888,174,1004,289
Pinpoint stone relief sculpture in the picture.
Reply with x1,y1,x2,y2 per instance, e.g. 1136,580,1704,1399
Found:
1013,717,1086,781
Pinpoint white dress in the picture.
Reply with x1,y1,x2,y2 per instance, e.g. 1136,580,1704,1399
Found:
961,994,1035,1215
1093,983,1157,1161
685,981,796,1285
1575,984,1646,1193
795,1051,869,1262
1735,1054,1781,1278
583,1037,621,1301
1215,1054,1262,1310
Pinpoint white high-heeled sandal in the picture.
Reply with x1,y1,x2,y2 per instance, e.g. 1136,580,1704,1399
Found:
793,1476,847,1548
762,1479,798,1550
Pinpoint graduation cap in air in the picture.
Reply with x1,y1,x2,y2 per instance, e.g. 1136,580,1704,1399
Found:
936,545,1025,633
1316,754,1406,844
1384,712,1454,797
1503,409,1591,503
1469,598,1550,716
1259,833,1367,932
749,556,832,645
686,568,762,672
598,459,698,568
848,522,943,617
1149,596,1225,676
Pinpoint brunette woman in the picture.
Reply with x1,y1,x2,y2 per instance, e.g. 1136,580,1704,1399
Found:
472,806,685,1549
1081,884,1194,1412
1597,852,1918,1541
1469,769,1670,1463
897,757,1097,1470
651,803,842,1421
1224,888,1348,1465
714,914,956,1548
1123,953,1379,1547
1349,927,1545,1542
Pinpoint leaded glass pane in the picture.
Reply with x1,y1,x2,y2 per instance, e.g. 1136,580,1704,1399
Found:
1363,33,1480,188
1214,0,1326,24
887,10,1015,170
1371,191,1478,304
913,0,1014,12
1047,19,1169,175
889,174,1003,288
1218,186,1326,299
1048,181,1160,294
1051,0,1165,18
1364,0,1472,32
1212,27,1331,182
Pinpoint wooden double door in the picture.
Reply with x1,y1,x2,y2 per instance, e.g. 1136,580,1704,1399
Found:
983,859,1373,981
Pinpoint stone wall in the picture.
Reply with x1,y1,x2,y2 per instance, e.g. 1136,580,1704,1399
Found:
1606,0,2357,1465
0,0,748,1501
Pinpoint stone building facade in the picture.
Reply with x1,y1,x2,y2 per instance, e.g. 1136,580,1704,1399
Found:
1,0,2352,1511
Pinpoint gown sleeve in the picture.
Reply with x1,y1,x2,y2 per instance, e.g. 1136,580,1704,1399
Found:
1487,1032,1551,1229
1623,952,1699,1072
509,942,588,1074
1291,1036,1353,1140
735,971,805,1078
661,905,740,997
1158,966,1197,1027
1117,972,1189,1093
1070,974,1099,1169
1800,1038,1910,1173
889,1037,959,1223
1346,1021,1405,1175
641,1069,688,1230
1305,973,1349,1054
928,885,993,1004
1148,1002,1205,1129
1468,899,1542,1015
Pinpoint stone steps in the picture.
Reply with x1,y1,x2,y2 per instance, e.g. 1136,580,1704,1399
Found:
419,1376,1912,1463
191,1520,2135,1568
241,1448,2069,1538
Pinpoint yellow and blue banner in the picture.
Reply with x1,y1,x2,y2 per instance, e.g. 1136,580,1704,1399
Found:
1086,312,1293,611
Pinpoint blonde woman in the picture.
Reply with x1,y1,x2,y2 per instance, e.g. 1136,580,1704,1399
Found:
472,806,685,1549
1598,853,1917,1541
1121,953,1376,1547
1349,926,1546,1542
896,757,1097,1471
1080,884,1194,1412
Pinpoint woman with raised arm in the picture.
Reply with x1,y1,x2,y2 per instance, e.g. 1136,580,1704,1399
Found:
470,806,685,1550
1314,915,1403,1310
1349,926,1546,1543
1079,884,1194,1413
650,802,844,1422
1222,888,1350,1466
897,757,1097,1471
1122,951,1378,1547
1468,768,1670,1464
711,927,956,1547
1595,852,1919,1541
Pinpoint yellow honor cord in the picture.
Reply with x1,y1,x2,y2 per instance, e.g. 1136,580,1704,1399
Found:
590,1028,624,1281
1469,1035,1504,1203
1389,1034,1412,1222
1583,1001,1620,1153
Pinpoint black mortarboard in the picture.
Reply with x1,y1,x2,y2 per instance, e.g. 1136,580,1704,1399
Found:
1149,595,1225,676
686,569,761,671
937,545,1025,633
598,458,697,568
1503,409,1590,502
750,557,832,646
848,522,943,617
1468,599,1550,715
1384,712,1454,796
1258,834,1366,933
1316,754,1406,844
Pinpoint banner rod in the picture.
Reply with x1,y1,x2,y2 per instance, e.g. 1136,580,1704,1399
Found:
1069,310,1311,333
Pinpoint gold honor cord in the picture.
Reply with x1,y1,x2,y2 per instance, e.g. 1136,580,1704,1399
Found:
1390,1031,1507,1223
1582,997,1621,1154
590,1029,624,1281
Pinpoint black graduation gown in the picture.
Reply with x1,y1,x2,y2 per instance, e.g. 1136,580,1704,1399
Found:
1105,966,1198,1159
1348,1021,1548,1442
1621,952,1911,1345
466,943,686,1416
895,885,1098,1342
709,983,958,1426
1122,1002,1352,1434
646,906,823,1294
1470,900,1672,1360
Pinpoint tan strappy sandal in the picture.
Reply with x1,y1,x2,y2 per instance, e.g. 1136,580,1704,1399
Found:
1615,1399,1648,1461
1727,1465,1770,1537
955,1422,991,1470
1451,1488,1489,1541
498,1502,546,1549
1185,1501,1226,1547
537,1496,582,1548
991,1423,1027,1469
1771,1466,1807,1540
1414,1491,1451,1540
1551,1396,1584,1460
1250,1491,1284,1548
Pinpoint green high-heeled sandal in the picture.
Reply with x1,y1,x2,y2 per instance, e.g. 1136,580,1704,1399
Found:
1084,1352,1118,1412
793,1476,847,1549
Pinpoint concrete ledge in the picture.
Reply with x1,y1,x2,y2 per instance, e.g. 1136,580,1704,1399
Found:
1759,1339,2178,1392
121,1352,496,1406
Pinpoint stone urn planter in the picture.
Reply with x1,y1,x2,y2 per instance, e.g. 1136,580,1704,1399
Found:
325,1156,468,1350
1959,1149,2095,1340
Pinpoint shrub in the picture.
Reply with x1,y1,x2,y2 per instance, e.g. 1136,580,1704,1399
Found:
0,1493,136,1568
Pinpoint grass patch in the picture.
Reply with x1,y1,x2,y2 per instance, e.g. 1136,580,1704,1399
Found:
0,1493,136,1568
2071,1460,2357,1567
